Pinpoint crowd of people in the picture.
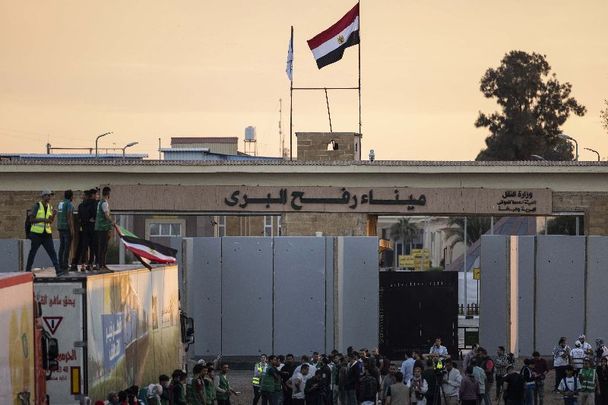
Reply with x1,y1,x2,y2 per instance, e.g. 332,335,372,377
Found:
25,187,115,275
88,334,608,405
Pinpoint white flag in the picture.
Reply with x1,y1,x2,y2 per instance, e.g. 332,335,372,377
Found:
286,26,293,81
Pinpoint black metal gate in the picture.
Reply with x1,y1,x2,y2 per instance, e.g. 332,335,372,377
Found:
379,271,458,360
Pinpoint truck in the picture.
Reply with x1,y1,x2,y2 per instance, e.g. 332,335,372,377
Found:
34,265,184,404
0,272,50,405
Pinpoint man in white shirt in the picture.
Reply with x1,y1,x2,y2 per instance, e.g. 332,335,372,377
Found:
400,351,415,386
578,335,593,356
571,341,586,375
289,364,310,405
429,338,449,359
441,361,462,405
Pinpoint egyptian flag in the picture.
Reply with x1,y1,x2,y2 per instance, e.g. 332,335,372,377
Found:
115,225,177,269
307,3,359,69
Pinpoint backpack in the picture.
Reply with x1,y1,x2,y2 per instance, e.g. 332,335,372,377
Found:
359,375,378,401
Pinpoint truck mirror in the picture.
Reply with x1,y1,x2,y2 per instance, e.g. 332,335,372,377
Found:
180,313,195,344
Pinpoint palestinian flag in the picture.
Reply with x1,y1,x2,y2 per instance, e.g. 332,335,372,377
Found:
115,225,177,268
307,3,359,69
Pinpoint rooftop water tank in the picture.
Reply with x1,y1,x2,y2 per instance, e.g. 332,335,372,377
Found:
245,126,256,141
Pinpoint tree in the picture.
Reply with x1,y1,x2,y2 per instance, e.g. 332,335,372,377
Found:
390,218,418,254
601,99,608,135
443,217,492,249
475,51,586,161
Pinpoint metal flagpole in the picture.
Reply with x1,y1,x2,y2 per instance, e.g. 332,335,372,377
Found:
324,88,333,132
289,26,294,161
358,1,362,135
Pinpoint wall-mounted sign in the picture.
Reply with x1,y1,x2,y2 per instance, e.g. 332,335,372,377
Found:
112,185,552,215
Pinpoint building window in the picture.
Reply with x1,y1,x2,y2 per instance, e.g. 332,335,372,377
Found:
264,216,273,237
215,215,226,237
149,222,182,237
277,216,282,236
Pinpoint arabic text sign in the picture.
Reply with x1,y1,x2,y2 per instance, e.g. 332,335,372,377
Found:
220,187,552,215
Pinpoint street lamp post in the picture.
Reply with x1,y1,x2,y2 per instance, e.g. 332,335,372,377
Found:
558,133,579,161
584,147,601,161
95,132,113,157
122,142,139,158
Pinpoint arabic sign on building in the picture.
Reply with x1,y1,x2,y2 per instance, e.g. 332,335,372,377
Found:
112,185,552,215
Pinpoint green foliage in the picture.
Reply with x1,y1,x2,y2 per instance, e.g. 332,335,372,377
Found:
475,51,586,161
443,217,492,248
389,218,419,247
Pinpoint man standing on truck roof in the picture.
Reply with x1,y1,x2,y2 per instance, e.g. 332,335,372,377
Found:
78,189,98,271
25,190,62,275
95,186,115,271
56,189,74,272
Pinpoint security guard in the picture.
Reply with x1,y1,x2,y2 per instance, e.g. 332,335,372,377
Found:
25,190,62,275
252,354,268,405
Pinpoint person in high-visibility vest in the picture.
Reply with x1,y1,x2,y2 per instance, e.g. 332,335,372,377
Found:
25,190,62,275
252,354,268,405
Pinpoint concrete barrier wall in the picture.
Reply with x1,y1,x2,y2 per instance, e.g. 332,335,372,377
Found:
481,235,605,356
0,239,23,272
179,236,378,357
479,235,509,353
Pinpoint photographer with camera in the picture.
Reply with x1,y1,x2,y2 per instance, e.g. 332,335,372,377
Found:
407,367,429,405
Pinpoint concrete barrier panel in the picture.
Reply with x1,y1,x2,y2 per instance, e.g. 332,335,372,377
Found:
535,236,585,355
586,237,608,342
480,236,509,352
273,237,326,354
338,237,379,352
221,237,273,355
0,239,22,272
517,236,535,356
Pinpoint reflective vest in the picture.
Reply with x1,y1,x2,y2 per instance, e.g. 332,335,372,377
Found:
252,362,266,386
30,202,52,234
579,368,596,392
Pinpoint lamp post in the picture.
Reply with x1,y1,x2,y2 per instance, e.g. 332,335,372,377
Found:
558,133,579,161
584,147,601,161
122,141,138,158
95,131,113,157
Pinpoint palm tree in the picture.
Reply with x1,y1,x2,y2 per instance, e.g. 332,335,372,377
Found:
390,218,419,254
443,216,492,250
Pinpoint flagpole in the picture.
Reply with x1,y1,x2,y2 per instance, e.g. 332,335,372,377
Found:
289,25,294,161
358,2,362,135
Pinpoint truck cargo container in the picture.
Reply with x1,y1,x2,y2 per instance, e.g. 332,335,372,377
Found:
0,272,49,405
34,265,183,404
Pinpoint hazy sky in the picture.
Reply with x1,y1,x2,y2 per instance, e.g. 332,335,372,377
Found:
1,1,607,160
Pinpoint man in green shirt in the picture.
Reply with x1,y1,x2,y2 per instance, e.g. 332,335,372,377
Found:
94,186,114,271
579,359,597,405
57,189,74,272
216,363,240,405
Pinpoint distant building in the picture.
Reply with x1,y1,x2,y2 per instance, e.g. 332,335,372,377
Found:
161,136,281,161
171,137,239,155
0,153,148,160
